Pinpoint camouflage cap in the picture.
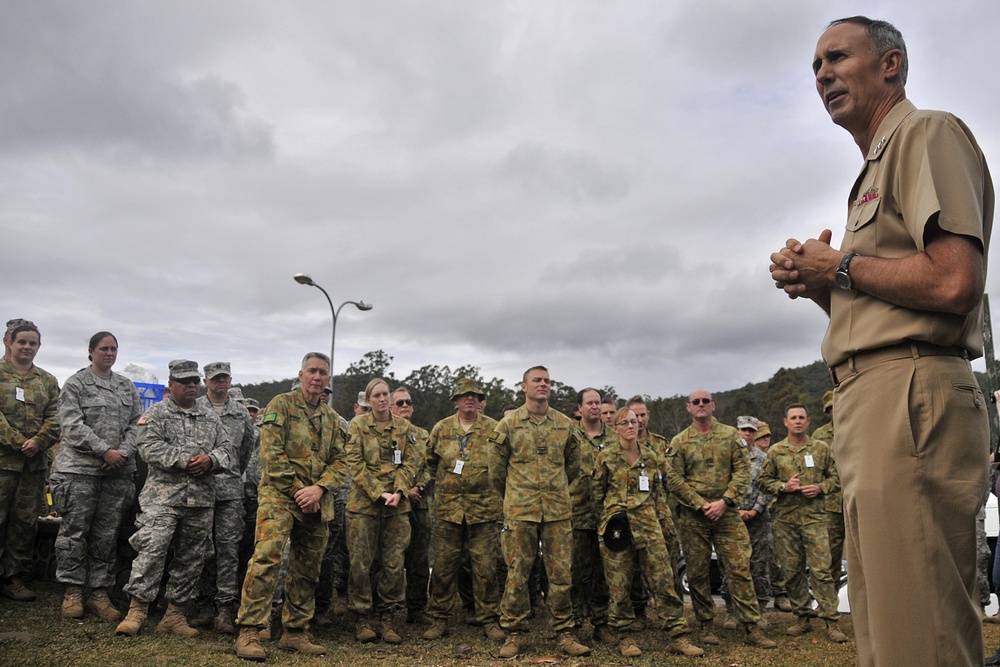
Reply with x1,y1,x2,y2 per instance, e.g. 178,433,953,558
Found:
203,361,231,379
450,378,486,401
755,421,771,439
356,391,369,409
736,415,759,431
168,359,201,380
245,398,260,411
5,318,36,337
602,510,633,553
227,387,245,401
822,390,834,413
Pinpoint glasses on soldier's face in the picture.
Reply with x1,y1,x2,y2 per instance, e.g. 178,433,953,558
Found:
689,398,713,406
616,419,639,427
173,377,201,386
394,399,413,407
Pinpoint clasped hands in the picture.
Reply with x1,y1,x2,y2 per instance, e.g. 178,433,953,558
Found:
769,229,844,299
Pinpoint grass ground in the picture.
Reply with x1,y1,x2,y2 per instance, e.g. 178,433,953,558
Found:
2,583,998,666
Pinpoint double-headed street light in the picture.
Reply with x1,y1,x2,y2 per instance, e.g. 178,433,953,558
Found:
294,273,373,405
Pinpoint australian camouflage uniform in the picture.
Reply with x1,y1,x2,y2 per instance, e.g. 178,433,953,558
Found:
402,424,431,617
638,431,684,606
51,367,142,590
424,412,502,625
344,412,421,620
488,405,582,633
720,443,773,604
0,359,60,584
569,421,615,629
593,440,692,638
236,390,347,631
759,435,841,621
666,418,760,624
811,421,845,590
125,397,233,605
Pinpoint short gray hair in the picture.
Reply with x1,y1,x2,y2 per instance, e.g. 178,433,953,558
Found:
300,352,331,370
829,16,908,85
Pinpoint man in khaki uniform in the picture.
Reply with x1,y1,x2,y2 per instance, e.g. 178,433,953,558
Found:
759,404,846,643
666,389,775,649
488,366,590,658
770,16,992,666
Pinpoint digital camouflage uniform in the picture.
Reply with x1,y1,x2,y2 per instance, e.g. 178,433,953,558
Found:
666,418,760,624
195,394,258,609
51,367,142,589
759,435,841,621
593,441,691,638
425,412,502,624
720,443,773,605
570,421,614,629
0,359,60,583
344,412,421,620
236,390,346,630
488,406,581,633
125,397,232,605
811,421,845,590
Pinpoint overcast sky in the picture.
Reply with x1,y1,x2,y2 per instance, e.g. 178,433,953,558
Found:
4,1,999,398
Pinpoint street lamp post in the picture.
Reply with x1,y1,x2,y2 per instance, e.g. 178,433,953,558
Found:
294,273,373,406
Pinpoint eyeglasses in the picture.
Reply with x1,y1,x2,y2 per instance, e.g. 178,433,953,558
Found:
173,377,201,386
616,419,639,427
394,399,413,407
689,398,713,405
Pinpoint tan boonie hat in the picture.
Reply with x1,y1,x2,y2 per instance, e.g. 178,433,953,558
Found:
204,361,232,379
356,391,369,409
823,390,834,413
755,421,771,439
168,359,201,380
736,415,759,431
450,378,486,401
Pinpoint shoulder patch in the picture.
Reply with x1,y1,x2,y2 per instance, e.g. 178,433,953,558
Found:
488,431,506,445
262,413,279,424
137,415,149,426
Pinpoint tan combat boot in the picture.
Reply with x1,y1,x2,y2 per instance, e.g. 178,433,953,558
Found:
745,623,777,649
115,598,149,636
355,616,377,643
556,631,592,656
668,635,706,657
61,585,84,619
85,589,122,622
234,627,267,662
498,632,521,659
278,628,326,655
1,578,36,602
721,599,738,629
378,615,402,644
483,622,506,642
422,618,448,640
826,619,849,643
700,620,722,646
785,615,812,637
214,605,236,635
156,601,200,638
618,636,642,657
593,624,618,645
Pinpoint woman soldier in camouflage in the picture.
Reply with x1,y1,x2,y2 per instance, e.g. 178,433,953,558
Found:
593,408,704,659
52,332,142,621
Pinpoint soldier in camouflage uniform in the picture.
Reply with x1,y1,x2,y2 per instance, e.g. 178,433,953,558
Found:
720,416,773,628
759,403,847,643
488,366,591,658
569,388,614,643
754,421,790,611
421,379,505,642
811,391,845,593
191,362,258,634
52,332,142,621
117,360,233,639
234,353,347,660
0,320,60,602
344,378,421,644
666,389,776,649
237,398,261,599
593,408,704,658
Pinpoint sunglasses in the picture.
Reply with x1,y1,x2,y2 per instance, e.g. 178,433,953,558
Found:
394,399,413,407
173,377,201,386
689,398,713,405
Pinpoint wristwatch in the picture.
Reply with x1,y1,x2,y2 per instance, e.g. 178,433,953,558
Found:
723,497,735,508
834,252,859,290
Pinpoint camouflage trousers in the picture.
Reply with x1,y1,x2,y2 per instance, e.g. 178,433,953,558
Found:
500,518,573,633
404,505,431,612
773,517,839,620
601,531,688,637
236,502,328,630
720,513,772,604
977,502,991,607
315,485,349,613
828,510,846,593
196,498,245,607
50,473,135,589
678,506,761,624
0,468,45,582
632,507,684,614
427,518,500,624
124,504,213,604
346,509,410,618
571,528,609,627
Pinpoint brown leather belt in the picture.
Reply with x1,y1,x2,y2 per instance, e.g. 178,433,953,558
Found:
828,341,969,387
